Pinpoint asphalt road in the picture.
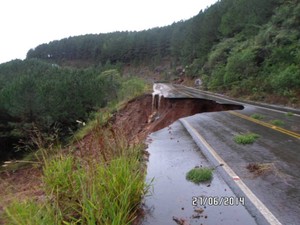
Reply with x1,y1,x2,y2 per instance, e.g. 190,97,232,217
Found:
147,83,300,225
142,122,257,225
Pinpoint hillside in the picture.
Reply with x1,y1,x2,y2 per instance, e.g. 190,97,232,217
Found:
25,0,300,106
0,59,147,161
1,0,300,162
1,0,300,223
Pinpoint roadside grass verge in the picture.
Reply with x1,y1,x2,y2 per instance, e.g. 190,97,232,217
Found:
3,89,150,224
234,133,260,145
186,168,213,184
4,130,149,225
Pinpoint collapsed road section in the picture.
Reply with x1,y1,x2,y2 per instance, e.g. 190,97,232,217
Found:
111,93,244,144
139,83,299,225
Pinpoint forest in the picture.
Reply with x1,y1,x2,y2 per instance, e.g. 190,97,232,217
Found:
26,0,300,101
0,60,146,160
1,0,300,160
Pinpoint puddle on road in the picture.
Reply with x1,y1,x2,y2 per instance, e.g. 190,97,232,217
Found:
112,85,250,224
141,122,257,225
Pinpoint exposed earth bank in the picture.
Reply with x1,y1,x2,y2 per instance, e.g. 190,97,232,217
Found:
0,94,243,222
111,94,243,143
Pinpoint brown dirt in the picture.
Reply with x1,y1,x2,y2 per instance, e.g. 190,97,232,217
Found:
246,163,273,177
0,93,243,223
0,166,44,222
111,94,243,143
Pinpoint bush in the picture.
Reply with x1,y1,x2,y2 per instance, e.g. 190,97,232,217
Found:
224,48,257,86
208,66,226,91
271,64,300,94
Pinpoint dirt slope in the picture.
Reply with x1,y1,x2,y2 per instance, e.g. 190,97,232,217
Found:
111,94,243,143
0,93,243,222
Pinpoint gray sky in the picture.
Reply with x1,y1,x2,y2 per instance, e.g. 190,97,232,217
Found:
0,0,218,64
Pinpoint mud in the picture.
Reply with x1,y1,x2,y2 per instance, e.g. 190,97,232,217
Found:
111,94,243,143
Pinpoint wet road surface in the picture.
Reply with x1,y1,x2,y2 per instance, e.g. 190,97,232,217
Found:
142,122,257,225
142,84,300,225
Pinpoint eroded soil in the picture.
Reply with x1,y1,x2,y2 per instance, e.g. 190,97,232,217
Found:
111,94,243,143
0,93,243,223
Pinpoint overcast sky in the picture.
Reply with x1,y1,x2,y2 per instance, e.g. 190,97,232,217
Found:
0,0,218,64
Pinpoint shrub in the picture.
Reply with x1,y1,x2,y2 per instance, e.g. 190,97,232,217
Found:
271,64,300,94
224,48,257,86
208,66,226,91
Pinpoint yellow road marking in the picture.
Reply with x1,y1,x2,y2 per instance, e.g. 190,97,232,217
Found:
229,111,300,139
171,84,300,139
180,118,283,225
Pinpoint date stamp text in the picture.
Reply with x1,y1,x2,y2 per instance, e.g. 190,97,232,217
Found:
192,196,245,206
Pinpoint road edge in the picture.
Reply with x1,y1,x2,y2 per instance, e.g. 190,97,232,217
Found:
179,118,282,225
175,85,300,116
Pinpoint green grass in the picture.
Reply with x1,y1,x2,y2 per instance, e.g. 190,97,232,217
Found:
71,110,113,142
2,81,150,224
270,119,285,127
4,200,60,225
234,133,260,145
285,112,294,117
251,113,265,120
4,147,148,225
3,111,149,225
71,77,148,144
186,168,213,184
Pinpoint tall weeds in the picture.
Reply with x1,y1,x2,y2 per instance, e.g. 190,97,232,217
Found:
4,125,148,225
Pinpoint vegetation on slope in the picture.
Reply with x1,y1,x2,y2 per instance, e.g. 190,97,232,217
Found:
0,59,147,161
1,81,149,224
3,115,148,225
202,0,300,104
1,0,300,221
25,0,299,106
